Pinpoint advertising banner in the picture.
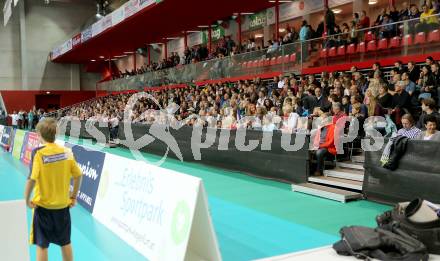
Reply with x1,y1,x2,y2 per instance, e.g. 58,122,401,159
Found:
81,27,92,43
20,132,40,165
111,6,125,26
1,126,12,150
93,153,221,261
12,129,25,160
71,145,106,213
139,0,155,9
72,34,81,48
249,11,267,30
124,0,139,19
101,15,112,32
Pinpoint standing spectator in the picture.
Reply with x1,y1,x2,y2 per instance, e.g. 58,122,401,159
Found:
28,110,35,130
10,111,19,128
359,10,371,29
349,21,358,43
375,8,387,26
325,6,336,35
399,2,411,21
312,113,336,176
299,20,311,60
397,114,421,138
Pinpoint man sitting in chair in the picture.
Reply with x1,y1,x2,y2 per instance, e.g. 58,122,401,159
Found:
312,112,337,176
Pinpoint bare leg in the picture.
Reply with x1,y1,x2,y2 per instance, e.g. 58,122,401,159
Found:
61,244,73,261
36,246,48,261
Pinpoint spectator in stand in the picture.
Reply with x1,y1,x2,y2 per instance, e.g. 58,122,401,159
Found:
417,4,440,33
315,87,330,110
399,2,411,21
394,61,406,74
10,111,18,128
402,72,417,96
407,61,420,83
415,114,440,141
417,98,440,129
300,20,311,59
390,80,411,125
359,10,371,29
407,4,421,33
397,114,422,138
332,102,346,124
352,12,360,25
348,21,358,44
325,6,336,35
350,103,365,134
418,65,436,100
372,62,382,74
350,95,368,117
366,89,386,117
375,8,388,26
378,13,396,39
389,4,400,22
312,112,336,176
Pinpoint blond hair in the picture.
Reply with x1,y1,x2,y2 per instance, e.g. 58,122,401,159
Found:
36,118,57,143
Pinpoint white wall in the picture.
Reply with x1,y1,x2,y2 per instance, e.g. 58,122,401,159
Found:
0,0,97,91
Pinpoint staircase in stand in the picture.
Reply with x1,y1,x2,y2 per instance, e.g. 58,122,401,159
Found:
292,155,365,203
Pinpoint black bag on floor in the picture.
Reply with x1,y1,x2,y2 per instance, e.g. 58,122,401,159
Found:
377,201,440,254
333,226,428,261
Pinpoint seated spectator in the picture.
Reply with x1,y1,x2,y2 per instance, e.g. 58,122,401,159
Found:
417,65,437,100
389,80,411,125
407,61,420,83
341,95,350,115
332,102,346,124
349,95,368,117
366,89,386,117
401,72,417,96
417,4,440,33
350,103,365,134
416,98,440,130
312,113,336,176
415,114,440,141
315,87,330,110
397,114,422,138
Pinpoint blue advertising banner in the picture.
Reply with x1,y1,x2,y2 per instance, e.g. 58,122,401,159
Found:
71,145,106,213
1,126,13,151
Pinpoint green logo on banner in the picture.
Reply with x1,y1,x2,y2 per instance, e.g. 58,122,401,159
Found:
249,11,267,29
171,201,191,245
12,130,25,160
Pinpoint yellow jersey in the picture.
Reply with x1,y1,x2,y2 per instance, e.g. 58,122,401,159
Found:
29,143,82,209
420,9,439,24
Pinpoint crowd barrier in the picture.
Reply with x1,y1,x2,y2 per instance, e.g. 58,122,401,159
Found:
363,139,440,204
62,120,310,184
0,124,221,260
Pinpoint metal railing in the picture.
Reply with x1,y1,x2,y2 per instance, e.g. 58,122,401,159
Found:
94,13,440,92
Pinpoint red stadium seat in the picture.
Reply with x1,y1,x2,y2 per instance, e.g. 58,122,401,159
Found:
365,31,375,42
357,42,366,53
337,45,346,56
276,56,283,64
289,53,296,63
253,60,259,67
377,38,388,50
270,57,277,66
389,36,401,48
328,47,337,57
428,30,440,42
264,58,270,67
367,40,377,52
402,34,413,46
414,32,426,45
346,43,356,54
242,62,247,68
320,48,328,58
283,54,289,64
258,59,264,67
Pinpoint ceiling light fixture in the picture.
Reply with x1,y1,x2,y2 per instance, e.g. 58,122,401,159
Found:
187,30,201,33
241,12,254,15
255,34,264,38
279,28,286,32
124,51,134,54
368,0,378,5
91,59,96,62
99,56,105,59
197,25,210,28
333,9,342,14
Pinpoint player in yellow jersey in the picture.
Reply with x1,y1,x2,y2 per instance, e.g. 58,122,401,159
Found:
24,118,83,261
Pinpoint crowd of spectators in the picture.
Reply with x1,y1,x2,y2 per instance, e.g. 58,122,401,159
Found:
64,57,440,174
8,109,46,130
113,1,440,81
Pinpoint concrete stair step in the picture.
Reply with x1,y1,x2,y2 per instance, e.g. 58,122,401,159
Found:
352,155,365,163
324,167,364,182
292,183,362,203
308,176,363,191
336,161,364,171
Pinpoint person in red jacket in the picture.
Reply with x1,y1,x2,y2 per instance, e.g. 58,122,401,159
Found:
312,113,337,176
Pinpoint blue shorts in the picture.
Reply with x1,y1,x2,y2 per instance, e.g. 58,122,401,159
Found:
31,206,71,248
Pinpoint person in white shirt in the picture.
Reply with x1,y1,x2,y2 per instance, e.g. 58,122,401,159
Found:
10,111,19,128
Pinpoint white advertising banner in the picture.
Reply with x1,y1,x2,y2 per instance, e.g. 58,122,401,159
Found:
139,0,155,9
3,0,12,27
124,0,140,19
266,0,352,25
93,154,221,261
59,39,72,55
188,32,203,47
111,6,125,26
